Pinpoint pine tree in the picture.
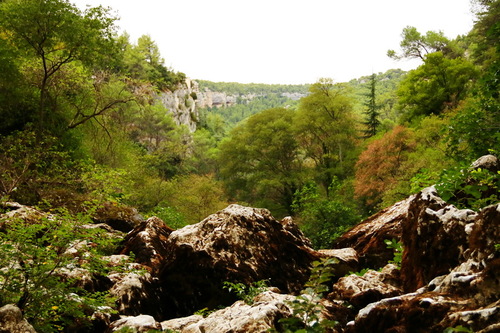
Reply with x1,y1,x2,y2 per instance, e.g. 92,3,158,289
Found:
363,73,381,137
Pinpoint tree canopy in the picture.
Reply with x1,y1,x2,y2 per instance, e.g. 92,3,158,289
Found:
294,78,359,193
218,107,303,215
387,26,452,60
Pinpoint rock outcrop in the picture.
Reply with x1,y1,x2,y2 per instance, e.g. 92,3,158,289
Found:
0,305,36,333
400,186,476,292
340,195,500,332
117,216,173,273
159,78,199,132
158,79,308,132
1,156,499,332
332,196,409,269
161,291,295,333
107,314,162,332
329,264,402,310
158,204,320,318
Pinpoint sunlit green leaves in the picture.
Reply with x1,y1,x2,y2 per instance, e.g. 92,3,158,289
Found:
397,52,477,121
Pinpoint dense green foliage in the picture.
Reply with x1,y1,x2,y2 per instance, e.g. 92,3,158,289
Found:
275,258,338,333
396,52,477,121
222,280,269,305
218,107,302,216
197,80,309,95
436,166,500,211
292,180,361,249
0,1,499,329
0,207,124,332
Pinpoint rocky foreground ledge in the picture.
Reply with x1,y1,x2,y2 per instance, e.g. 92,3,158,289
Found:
1,185,499,332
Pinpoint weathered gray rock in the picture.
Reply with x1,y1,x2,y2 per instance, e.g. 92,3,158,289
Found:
329,264,402,309
158,204,319,318
469,203,500,261
471,154,500,172
109,272,165,319
0,202,54,231
161,315,204,332
159,78,199,132
318,247,360,278
0,304,36,333
440,303,500,333
107,314,162,332
345,292,470,333
161,291,294,333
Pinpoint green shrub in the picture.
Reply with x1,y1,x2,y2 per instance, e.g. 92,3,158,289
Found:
385,238,404,268
223,280,269,305
292,180,361,249
148,205,187,230
276,258,338,333
0,207,123,332
436,165,500,211
0,130,84,207
443,325,473,333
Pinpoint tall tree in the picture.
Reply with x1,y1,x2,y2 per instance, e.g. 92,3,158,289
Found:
293,78,358,194
363,73,380,137
122,34,186,91
0,0,121,136
447,0,500,158
217,107,303,215
387,26,452,60
354,125,416,209
396,52,477,121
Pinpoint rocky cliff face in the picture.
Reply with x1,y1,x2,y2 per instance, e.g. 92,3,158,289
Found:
1,157,499,332
159,79,246,132
159,79,199,132
159,79,307,132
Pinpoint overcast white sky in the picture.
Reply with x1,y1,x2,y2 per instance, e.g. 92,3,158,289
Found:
72,0,476,84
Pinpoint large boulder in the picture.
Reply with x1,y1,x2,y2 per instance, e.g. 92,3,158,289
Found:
0,304,36,333
338,185,500,332
328,264,402,309
158,204,319,318
332,196,410,269
117,216,173,273
92,202,144,232
400,186,477,292
161,291,295,333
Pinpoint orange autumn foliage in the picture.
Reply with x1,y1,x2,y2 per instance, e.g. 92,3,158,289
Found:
354,125,416,207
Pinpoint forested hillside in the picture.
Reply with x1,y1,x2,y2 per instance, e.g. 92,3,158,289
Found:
196,70,404,129
1,0,499,242
196,81,309,128
0,0,499,331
